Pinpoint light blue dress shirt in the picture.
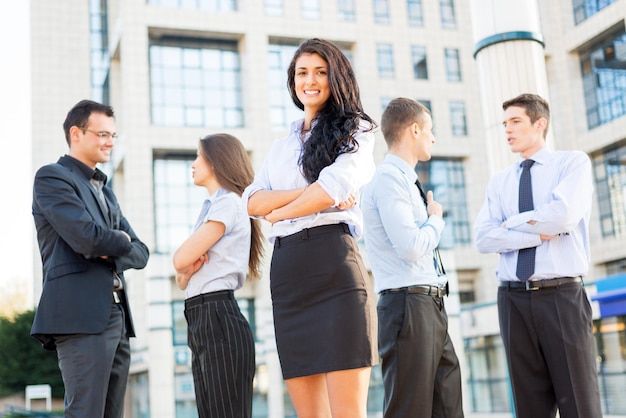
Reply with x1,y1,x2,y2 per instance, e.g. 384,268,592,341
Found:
185,188,251,298
474,147,593,281
242,118,376,242
361,154,446,293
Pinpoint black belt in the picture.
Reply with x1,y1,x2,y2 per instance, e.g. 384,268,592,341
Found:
380,283,448,298
275,223,350,247
499,276,582,291
185,290,234,308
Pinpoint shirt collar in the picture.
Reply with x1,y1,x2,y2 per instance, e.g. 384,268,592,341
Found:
520,146,552,168
385,153,418,183
290,118,320,137
290,118,304,133
207,187,228,202
61,154,108,184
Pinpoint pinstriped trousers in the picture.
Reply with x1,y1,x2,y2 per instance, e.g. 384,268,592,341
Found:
184,290,255,418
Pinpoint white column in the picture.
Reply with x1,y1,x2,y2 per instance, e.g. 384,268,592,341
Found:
469,0,552,172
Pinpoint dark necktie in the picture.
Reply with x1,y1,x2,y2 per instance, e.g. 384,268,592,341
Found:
516,159,535,281
415,179,446,276
90,178,109,217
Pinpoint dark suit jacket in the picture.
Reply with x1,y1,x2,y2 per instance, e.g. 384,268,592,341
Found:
31,155,149,350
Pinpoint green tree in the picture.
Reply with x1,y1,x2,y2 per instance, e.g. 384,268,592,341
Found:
0,310,64,398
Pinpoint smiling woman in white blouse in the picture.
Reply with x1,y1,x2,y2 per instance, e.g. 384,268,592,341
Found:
243,38,378,418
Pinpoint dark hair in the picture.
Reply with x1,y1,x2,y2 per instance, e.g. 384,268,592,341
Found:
63,100,115,146
381,98,430,147
502,93,550,138
287,38,376,183
198,133,264,279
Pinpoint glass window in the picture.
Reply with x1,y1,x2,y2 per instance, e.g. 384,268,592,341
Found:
338,0,356,21
573,0,617,24
444,48,461,81
464,335,511,412
418,99,432,113
381,96,393,113
595,315,626,415
416,159,471,248
373,0,390,24
150,38,243,128
592,145,626,238
450,100,467,136
172,301,187,346
376,43,395,79
153,153,207,254
580,30,626,129
367,365,384,413
440,0,456,29
89,0,110,103
268,43,303,129
147,0,237,10
301,0,320,19
237,298,257,340
128,373,151,418
264,0,283,15
174,373,197,417
418,98,433,132
407,0,424,27
457,269,477,304
605,258,626,276
411,45,428,80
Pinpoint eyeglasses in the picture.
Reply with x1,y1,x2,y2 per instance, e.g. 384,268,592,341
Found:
83,129,118,140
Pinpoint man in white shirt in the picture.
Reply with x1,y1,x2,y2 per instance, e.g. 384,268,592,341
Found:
362,97,464,417
474,93,602,418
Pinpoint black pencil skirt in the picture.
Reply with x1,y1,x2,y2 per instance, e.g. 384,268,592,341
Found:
270,223,378,379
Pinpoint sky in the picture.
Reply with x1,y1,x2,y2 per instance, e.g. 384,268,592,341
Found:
0,3,33,311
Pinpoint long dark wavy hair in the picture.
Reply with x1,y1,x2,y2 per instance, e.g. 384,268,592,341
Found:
198,133,264,279
287,38,376,184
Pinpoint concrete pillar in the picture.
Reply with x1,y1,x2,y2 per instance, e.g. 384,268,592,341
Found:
469,0,553,172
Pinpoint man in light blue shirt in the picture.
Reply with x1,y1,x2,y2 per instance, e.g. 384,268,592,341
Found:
362,97,464,418
474,93,602,418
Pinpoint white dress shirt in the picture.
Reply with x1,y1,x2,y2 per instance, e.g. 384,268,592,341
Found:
362,154,445,293
242,118,376,242
474,147,593,281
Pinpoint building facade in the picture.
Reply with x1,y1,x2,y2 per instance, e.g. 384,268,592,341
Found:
28,0,625,417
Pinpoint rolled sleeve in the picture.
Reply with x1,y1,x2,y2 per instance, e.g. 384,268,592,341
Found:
316,128,375,205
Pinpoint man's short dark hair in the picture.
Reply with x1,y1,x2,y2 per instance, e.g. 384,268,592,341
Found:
63,100,114,145
502,93,550,138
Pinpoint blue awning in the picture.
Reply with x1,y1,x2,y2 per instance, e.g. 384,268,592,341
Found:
590,273,626,317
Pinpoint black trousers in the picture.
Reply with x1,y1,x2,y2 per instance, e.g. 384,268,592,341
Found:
55,303,130,418
378,291,464,418
185,290,255,418
498,282,603,418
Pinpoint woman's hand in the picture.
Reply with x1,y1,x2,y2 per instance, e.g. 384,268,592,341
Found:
336,193,357,210
175,254,209,290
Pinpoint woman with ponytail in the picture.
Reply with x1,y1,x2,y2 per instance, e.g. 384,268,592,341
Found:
173,133,263,418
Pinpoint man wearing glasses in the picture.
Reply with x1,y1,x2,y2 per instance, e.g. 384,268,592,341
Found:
31,99,149,417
